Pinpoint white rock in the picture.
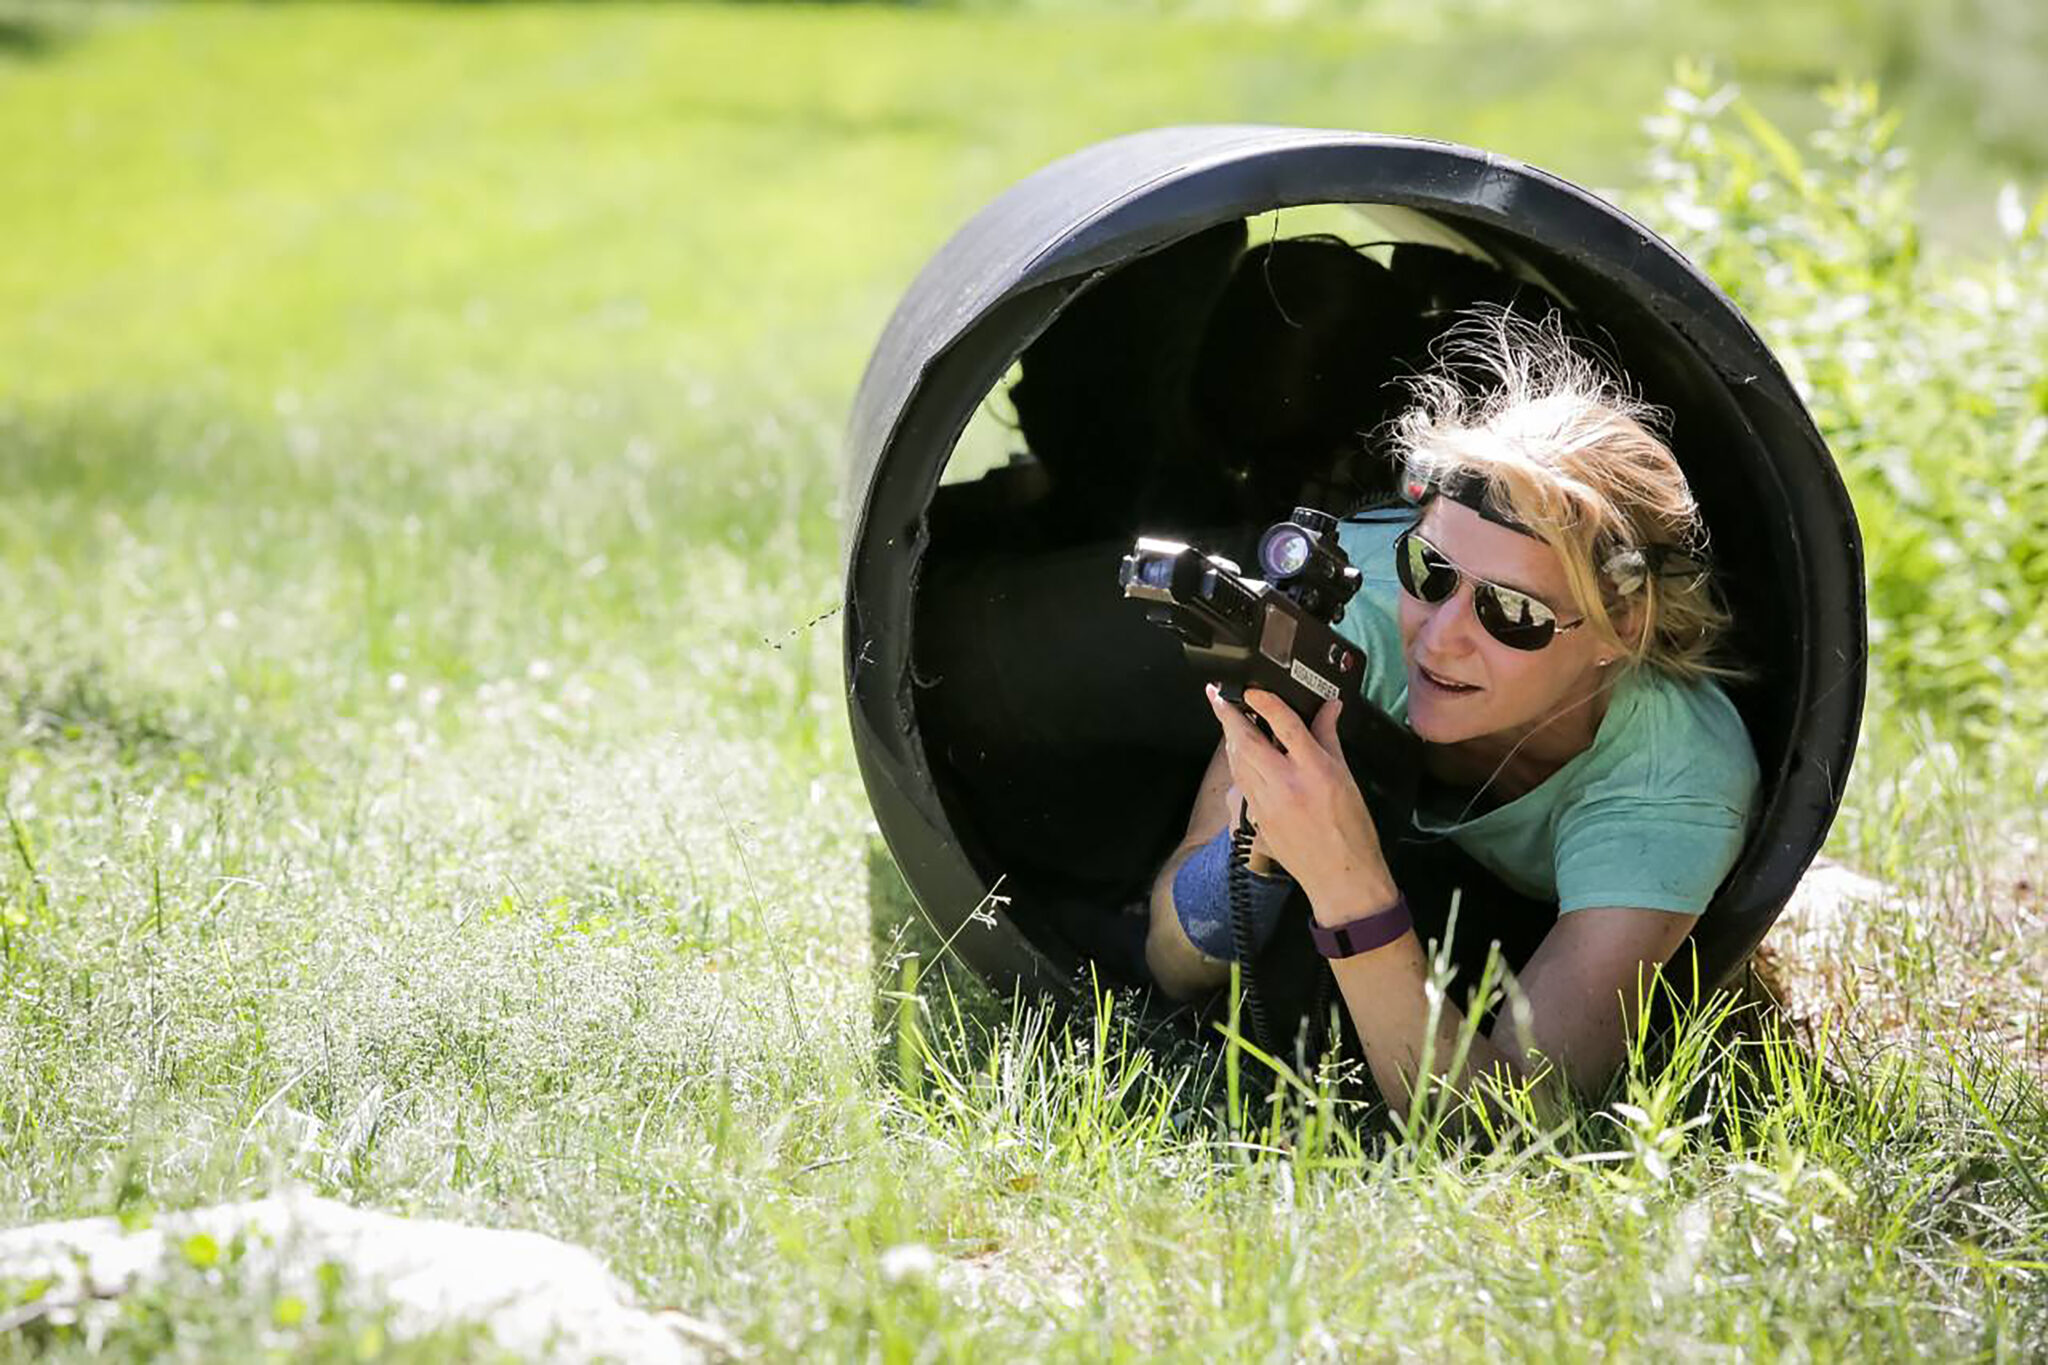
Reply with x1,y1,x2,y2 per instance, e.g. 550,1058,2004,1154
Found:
0,1190,713,1363
1776,858,1892,940
877,1242,937,1285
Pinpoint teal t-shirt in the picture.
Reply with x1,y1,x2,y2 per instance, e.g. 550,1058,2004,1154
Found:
1333,509,1760,916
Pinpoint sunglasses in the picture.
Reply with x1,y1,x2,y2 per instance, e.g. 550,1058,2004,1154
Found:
1394,528,1586,651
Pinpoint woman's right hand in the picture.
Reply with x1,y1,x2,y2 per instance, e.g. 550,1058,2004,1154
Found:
1210,687,1395,917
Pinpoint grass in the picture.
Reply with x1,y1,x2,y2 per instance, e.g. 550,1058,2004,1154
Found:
1,1,2046,1358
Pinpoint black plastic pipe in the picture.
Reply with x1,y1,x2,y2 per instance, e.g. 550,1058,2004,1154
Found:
843,125,1865,1013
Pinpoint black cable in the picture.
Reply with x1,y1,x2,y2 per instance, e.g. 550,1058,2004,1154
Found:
1227,801,1275,1056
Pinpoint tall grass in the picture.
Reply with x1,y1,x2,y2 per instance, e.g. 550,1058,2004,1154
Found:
1,4,2045,1358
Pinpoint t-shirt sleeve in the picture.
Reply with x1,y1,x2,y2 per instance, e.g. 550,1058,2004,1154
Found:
1552,796,1748,915
1550,675,1758,915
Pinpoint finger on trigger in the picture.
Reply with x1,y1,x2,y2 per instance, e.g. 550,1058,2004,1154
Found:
1208,687,1260,743
1244,688,1311,751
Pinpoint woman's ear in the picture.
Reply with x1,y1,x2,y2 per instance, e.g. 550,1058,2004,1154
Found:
1605,594,1649,658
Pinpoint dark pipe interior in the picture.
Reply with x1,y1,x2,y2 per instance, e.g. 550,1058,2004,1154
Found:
908,212,1799,1022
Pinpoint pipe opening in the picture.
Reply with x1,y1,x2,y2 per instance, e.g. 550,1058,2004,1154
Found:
846,133,1858,1044
909,208,1799,1026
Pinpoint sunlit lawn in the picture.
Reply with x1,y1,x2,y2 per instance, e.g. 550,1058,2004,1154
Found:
1,2,2044,1358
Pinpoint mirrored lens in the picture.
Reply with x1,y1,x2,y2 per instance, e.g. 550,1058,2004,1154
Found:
1395,531,1459,603
1472,583,1558,650
1396,529,1563,651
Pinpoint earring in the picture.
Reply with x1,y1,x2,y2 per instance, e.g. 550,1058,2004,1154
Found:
1596,657,1615,668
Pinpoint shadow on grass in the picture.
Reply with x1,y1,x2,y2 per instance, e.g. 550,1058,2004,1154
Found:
0,17,61,60
4,656,186,763
858,833,1956,1180
863,836,1334,1143
862,833,1224,1062
864,836,1006,1049
0,652,268,791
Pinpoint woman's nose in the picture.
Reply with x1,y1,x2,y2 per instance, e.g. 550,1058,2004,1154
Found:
1417,583,1483,655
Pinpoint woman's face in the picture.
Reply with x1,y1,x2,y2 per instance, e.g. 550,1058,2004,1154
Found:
1397,499,1613,750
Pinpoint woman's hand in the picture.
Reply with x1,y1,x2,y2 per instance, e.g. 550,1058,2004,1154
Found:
1206,684,1397,919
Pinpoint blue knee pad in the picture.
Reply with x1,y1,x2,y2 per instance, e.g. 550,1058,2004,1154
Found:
1172,823,1295,960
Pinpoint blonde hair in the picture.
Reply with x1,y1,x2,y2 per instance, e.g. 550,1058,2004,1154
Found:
1387,307,1738,682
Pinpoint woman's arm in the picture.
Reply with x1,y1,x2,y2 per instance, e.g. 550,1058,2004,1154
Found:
1142,740,1242,1000
1214,686,1700,1114
1318,894,1697,1115
1143,740,1291,1000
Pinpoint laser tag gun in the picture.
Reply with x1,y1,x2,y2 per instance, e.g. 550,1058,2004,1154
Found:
1117,507,1418,828
1118,506,1420,1054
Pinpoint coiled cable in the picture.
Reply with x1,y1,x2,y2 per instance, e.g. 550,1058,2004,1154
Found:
1226,801,1276,1055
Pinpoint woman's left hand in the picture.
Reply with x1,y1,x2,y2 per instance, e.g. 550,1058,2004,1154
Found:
1206,684,1397,917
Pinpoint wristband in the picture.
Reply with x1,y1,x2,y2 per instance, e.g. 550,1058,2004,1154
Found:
1309,893,1411,959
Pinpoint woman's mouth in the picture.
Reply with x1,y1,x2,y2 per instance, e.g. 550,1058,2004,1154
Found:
1413,661,1481,696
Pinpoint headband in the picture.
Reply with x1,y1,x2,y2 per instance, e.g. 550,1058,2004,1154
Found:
1399,462,1710,597
1401,464,1527,534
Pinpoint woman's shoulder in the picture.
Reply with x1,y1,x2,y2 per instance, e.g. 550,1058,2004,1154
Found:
1333,505,1412,629
1332,505,1414,716
1336,504,1416,562
1545,672,1759,915
1579,669,1760,816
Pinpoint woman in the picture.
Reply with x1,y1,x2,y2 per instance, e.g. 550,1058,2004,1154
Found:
1143,308,1758,1112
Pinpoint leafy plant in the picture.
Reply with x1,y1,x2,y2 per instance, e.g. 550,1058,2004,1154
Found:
1635,64,2048,747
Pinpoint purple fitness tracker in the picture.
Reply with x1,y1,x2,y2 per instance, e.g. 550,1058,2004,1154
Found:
1309,893,1412,960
